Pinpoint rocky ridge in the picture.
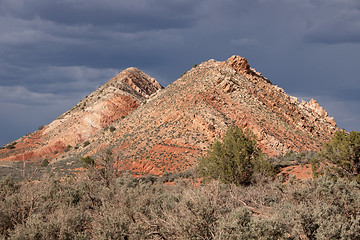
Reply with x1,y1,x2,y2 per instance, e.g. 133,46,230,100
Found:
0,68,162,164
0,56,338,176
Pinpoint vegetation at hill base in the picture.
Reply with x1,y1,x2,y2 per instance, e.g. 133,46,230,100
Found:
1,170,360,239
199,126,275,185
1,129,360,239
311,131,360,183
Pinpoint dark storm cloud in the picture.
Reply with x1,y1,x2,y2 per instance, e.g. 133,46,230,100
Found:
0,0,201,30
0,63,117,94
0,0,359,146
302,0,360,44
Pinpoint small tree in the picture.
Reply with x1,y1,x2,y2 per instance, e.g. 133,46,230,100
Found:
64,145,71,152
40,159,49,167
317,131,360,181
82,150,120,187
83,141,90,147
199,126,261,185
81,156,95,167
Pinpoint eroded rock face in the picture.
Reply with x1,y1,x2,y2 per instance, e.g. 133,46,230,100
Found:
0,56,338,176
0,67,163,164
227,55,252,74
76,55,338,175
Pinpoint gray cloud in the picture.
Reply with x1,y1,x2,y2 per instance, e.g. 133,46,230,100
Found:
0,63,118,93
0,0,359,146
230,38,259,46
0,0,201,30
302,0,360,44
0,86,57,105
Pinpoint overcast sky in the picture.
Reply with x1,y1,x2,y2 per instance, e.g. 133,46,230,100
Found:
1,0,359,146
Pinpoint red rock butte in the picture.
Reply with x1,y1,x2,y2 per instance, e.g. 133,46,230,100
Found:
0,55,338,176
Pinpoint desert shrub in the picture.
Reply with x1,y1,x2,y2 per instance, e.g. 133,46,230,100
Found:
269,150,317,168
9,207,91,240
91,204,133,239
169,185,221,238
139,174,158,184
0,173,359,239
2,152,360,239
6,142,16,149
64,145,71,152
179,167,198,179
146,181,226,239
82,150,120,187
271,176,360,239
216,207,253,239
83,140,90,147
218,207,285,240
160,172,179,183
0,175,97,239
109,126,116,132
137,168,198,185
0,176,21,235
324,131,360,177
312,131,360,182
145,180,287,239
252,157,278,180
0,176,20,199
199,126,264,185
41,159,49,167
81,156,95,167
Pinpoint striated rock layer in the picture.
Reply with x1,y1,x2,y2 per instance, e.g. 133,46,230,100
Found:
0,67,163,163
0,56,338,176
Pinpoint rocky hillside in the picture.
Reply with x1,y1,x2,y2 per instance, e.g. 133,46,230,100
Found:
0,56,338,176
0,68,162,164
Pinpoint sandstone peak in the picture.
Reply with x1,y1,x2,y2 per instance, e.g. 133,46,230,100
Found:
227,55,252,74
0,67,162,167
106,67,163,99
227,55,269,83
